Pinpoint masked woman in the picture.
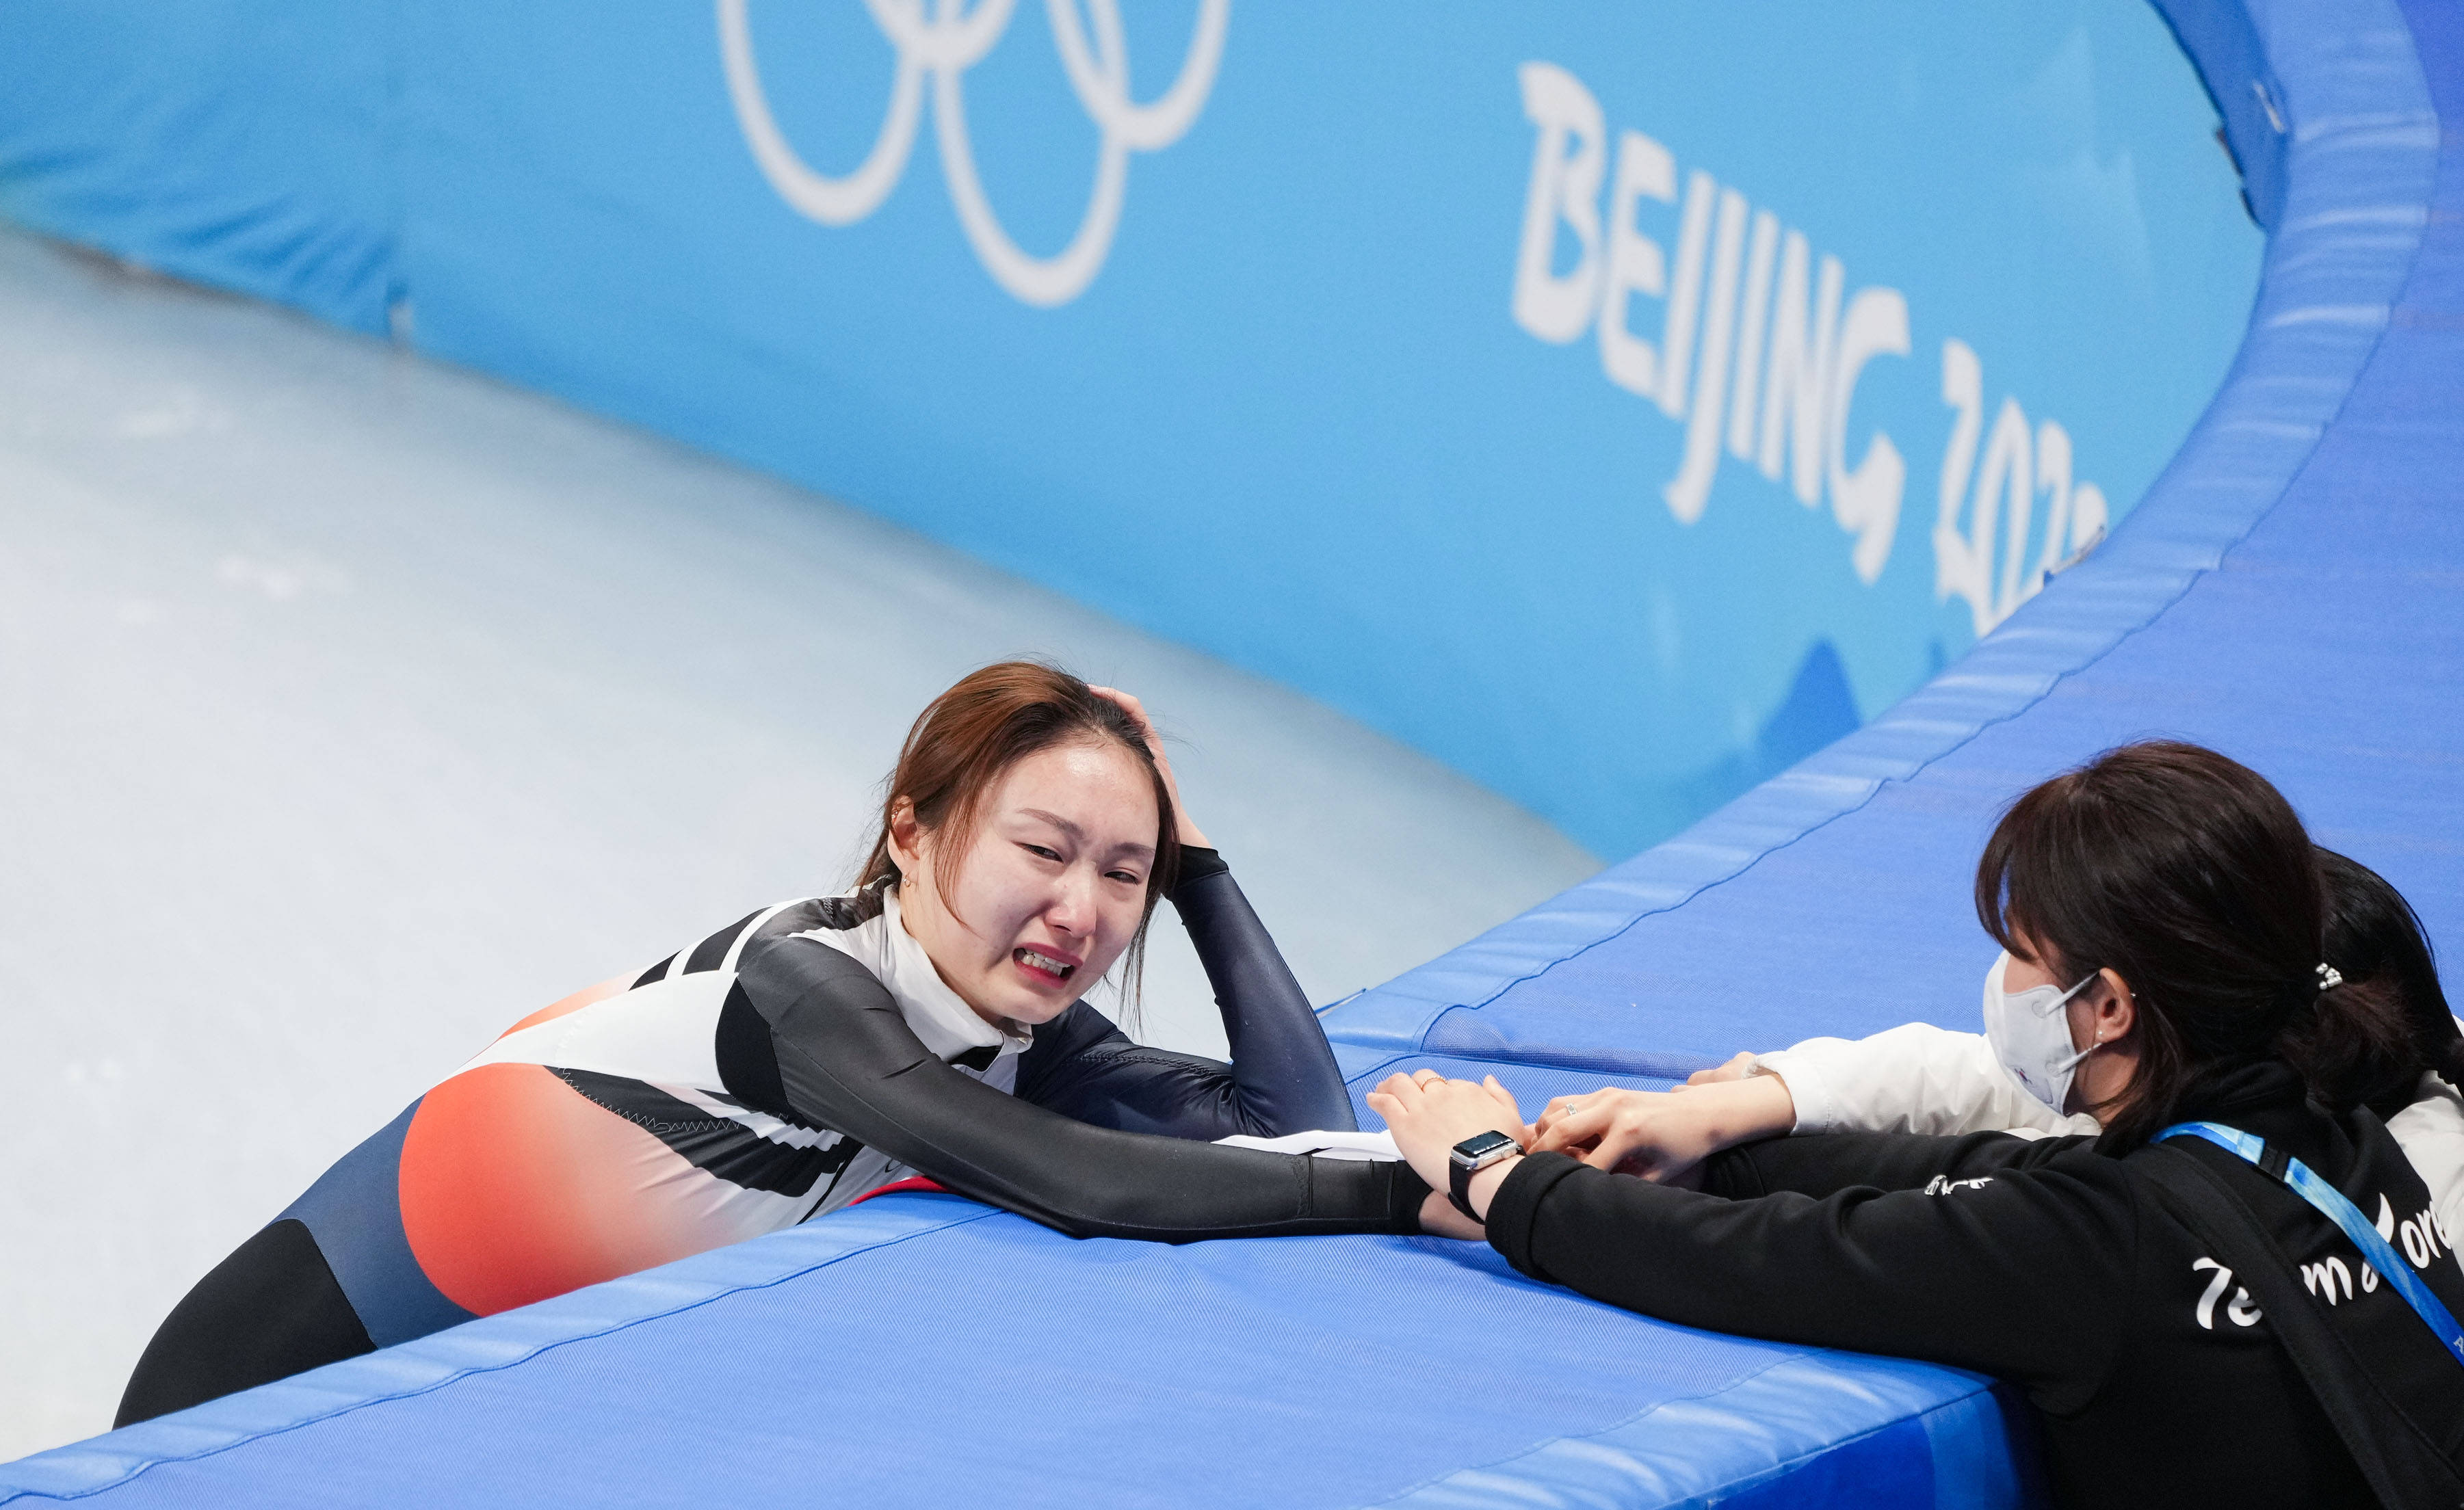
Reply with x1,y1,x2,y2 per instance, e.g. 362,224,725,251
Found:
1376,742,2464,1509
1529,849,2464,1243
119,663,1424,1425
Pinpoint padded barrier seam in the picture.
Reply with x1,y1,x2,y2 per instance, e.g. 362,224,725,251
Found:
0,1205,1004,1506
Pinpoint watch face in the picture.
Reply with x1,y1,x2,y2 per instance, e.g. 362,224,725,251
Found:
1451,1129,1518,1164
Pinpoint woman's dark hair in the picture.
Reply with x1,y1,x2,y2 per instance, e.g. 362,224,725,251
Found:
856,661,1180,1016
1975,741,2417,1147
2318,847,2463,1103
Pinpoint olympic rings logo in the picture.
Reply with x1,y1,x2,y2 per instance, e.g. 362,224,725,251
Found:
718,0,1229,307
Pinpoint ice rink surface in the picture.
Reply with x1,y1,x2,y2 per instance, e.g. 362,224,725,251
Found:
0,229,1597,1457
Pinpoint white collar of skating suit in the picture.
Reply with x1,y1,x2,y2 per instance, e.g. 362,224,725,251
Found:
859,887,1035,1062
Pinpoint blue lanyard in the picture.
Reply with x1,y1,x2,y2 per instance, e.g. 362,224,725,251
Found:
2160,1121,2464,1368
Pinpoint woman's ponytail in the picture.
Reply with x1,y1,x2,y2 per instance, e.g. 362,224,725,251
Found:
2437,1035,2464,1098
2272,971,2419,1115
2313,847,2455,1111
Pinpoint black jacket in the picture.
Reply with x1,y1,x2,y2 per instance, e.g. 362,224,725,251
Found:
1485,1064,2464,1509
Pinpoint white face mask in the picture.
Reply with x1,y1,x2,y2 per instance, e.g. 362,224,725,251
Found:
1982,951,2100,1115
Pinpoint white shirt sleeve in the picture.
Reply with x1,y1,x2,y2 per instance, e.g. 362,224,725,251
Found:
2388,1071,2464,1260
1753,1022,2099,1139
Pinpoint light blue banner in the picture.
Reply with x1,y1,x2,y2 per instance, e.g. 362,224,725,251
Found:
0,3,2262,857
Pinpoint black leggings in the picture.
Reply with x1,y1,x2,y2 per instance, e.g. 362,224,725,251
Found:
116,1219,373,1427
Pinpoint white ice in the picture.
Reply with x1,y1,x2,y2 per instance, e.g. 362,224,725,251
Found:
0,228,1597,1458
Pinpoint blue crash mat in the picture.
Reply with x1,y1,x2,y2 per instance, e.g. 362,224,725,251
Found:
0,1192,2026,1510
5,0,2459,1505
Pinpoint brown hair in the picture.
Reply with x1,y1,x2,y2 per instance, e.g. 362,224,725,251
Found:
1975,741,2417,1148
857,661,1181,1009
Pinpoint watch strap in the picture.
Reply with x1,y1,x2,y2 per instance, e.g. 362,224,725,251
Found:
1448,1144,1519,1221
1447,1156,1482,1222
1445,1131,1520,1223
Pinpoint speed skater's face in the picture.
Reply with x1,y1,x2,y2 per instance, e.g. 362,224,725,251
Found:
887,739,1159,1029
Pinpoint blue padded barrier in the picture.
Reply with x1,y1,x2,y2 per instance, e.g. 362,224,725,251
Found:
3,0,2456,1504
0,1193,2025,1510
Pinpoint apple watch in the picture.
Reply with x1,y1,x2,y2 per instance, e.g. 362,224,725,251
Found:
1447,1129,1523,1221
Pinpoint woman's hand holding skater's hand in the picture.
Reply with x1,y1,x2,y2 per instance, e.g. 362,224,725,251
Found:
1367,1070,1530,1226
1089,687,1211,849
1531,1076,1796,1187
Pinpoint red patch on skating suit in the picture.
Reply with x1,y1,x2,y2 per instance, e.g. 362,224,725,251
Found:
398,1063,707,1316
